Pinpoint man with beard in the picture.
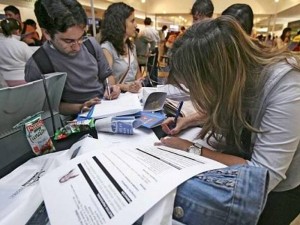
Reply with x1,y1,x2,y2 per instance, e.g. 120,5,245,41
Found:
25,0,120,116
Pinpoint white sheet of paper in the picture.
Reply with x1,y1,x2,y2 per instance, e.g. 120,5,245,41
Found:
80,93,142,119
40,138,225,225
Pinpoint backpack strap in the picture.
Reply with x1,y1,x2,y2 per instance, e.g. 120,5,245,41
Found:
33,39,96,75
83,39,96,59
32,47,55,74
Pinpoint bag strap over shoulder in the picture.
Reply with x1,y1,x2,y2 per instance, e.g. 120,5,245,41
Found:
33,47,54,74
33,39,96,74
118,46,131,84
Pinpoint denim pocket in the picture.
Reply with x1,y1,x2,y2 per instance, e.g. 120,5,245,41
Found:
173,165,269,225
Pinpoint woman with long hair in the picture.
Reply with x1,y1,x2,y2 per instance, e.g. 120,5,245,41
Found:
159,16,300,225
101,2,143,93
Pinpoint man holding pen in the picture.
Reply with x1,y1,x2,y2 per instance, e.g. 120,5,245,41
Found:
25,0,120,116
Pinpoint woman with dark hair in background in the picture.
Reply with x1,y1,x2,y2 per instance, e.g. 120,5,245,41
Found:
0,18,33,86
276,27,292,49
158,16,300,225
101,2,143,93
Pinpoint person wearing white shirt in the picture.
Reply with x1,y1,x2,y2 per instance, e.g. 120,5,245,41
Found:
0,18,33,87
139,17,160,50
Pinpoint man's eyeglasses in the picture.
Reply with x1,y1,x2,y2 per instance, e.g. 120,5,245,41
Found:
61,36,88,47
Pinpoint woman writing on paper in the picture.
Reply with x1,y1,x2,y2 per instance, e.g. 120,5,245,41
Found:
158,16,300,225
100,2,143,93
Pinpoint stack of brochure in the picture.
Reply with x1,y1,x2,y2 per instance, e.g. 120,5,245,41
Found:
164,98,197,117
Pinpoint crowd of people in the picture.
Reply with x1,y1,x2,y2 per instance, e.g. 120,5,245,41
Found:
0,0,299,224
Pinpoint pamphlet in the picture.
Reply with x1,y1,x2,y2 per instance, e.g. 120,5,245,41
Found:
39,138,226,225
141,88,167,112
139,111,166,128
95,116,143,135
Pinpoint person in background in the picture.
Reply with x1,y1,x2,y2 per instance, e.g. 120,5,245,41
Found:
25,0,120,116
191,0,214,24
158,25,168,63
221,3,253,36
176,26,186,39
23,18,42,46
158,16,300,225
4,5,41,46
289,30,300,51
100,2,143,93
139,17,160,48
221,3,264,48
0,18,33,87
275,27,292,49
165,31,178,56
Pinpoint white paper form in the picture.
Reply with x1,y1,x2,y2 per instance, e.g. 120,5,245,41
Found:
80,93,142,119
40,138,225,225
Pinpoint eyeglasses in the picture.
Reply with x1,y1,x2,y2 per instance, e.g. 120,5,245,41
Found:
61,35,88,47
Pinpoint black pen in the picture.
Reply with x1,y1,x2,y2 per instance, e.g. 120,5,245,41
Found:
173,101,184,127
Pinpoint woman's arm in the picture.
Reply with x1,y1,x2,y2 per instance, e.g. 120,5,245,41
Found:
157,136,246,166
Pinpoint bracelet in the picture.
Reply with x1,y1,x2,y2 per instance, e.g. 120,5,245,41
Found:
187,143,203,156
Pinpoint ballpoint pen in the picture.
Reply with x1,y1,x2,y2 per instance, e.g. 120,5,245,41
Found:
172,100,184,128
106,78,111,99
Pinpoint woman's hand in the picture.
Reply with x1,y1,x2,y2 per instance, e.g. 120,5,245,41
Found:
161,116,189,135
161,112,206,135
155,136,192,151
81,97,101,113
128,79,143,93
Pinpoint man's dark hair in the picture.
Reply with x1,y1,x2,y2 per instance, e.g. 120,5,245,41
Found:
34,0,87,38
222,4,254,35
162,25,168,31
24,19,37,26
191,0,214,18
144,17,152,25
4,5,20,15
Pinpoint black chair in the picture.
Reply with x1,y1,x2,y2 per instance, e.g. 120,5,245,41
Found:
144,47,159,87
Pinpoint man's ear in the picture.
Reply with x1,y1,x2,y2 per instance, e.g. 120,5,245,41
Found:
42,28,51,40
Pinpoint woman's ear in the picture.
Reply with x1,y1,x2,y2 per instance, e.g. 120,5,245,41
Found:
42,28,51,40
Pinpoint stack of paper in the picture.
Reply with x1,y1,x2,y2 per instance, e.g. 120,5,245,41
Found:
79,93,142,119
164,98,197,117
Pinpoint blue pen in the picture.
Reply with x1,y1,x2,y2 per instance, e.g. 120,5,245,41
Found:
173,101,184,127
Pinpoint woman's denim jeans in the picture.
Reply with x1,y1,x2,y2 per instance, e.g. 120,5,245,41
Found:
173,165,269,225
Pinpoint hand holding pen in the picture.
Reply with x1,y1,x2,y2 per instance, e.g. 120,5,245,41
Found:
104,78,121,100
172,101,184,128
161,101,184,135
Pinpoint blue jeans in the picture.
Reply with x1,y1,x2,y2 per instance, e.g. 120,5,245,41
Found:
173,165,269,225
